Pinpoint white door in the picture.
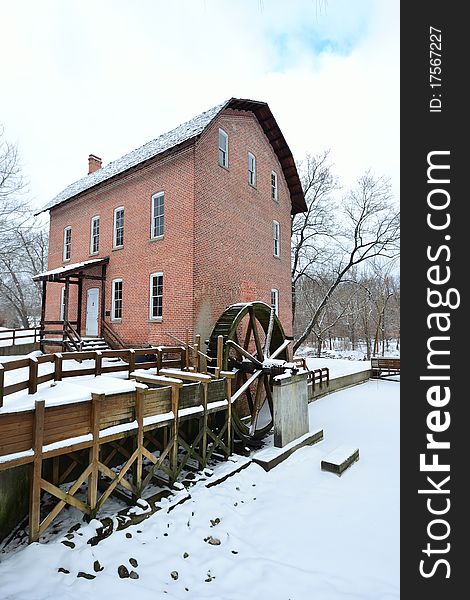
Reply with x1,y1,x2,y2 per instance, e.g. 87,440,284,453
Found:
86,288,99,337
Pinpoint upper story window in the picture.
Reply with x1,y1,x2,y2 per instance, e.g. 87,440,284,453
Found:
273,220,280,257
271,171,278,201
112,279,123,320
248,152,256,187
218,128,228,168
151,192,164,239
63,226,71,261
113,207,124,248
90,216,100,255
271,289,279,316
150,272,163,320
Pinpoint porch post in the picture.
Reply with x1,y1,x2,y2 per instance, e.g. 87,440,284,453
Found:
77,274,83,337
100,264,106,337
40,280,47,351
63,278,70,344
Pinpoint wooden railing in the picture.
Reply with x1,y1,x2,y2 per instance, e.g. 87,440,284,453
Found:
0,327,40,346
292,357,330,391
0,346,187,408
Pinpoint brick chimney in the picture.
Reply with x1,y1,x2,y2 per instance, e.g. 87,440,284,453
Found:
88,154,102,174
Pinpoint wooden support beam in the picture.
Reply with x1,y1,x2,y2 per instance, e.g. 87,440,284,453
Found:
77,274,83,336
134,387,144,494
215,335,224,378
170,384,180,483
88,393,102,513
29,357,38,395
29,399,45,543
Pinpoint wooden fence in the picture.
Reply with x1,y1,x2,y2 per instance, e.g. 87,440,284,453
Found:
0,327,40,346
0,347,186,408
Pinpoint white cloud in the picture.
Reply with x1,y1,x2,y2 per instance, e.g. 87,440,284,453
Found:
0,0,399,210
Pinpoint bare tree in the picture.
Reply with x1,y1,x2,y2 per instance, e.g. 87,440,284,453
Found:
0,126,47,327
293,171,399,353
0,226,48,327
291,151,338,320
0,125,29,237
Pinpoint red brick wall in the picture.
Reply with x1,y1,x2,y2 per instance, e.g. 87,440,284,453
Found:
45,108,294,348
193,109,293,345
46,146,196,346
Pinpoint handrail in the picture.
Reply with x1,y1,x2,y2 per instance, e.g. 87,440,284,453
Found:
102,320,127,349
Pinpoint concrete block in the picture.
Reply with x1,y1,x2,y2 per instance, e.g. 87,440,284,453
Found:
321,446,359,475
253,429,324,472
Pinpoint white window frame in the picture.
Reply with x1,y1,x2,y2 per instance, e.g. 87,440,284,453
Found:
271,171,278,201
271,289,279,316
113,207,124,249
149,272,163,321
63,226,71,261
90,215,100,255
248,152,256,187
60,287,66,321
273,220,280,257
218,128,228,168
151,192,164,239
111,278,123,321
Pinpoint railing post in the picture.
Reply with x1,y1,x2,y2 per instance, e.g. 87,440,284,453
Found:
12,329,16,346
0,364,4,408
54,353,63,382
29,357,38,395
95,351,102,377
216,335,224,378
128,349,135,378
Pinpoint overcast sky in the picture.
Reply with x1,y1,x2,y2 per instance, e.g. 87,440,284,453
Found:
1,0,399,214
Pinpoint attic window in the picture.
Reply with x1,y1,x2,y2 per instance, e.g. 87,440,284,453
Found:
271,171,278,201
248,152,256,187
218,129,228,168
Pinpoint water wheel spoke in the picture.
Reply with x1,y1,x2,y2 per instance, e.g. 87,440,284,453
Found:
263,373,273,416
249,308,264,360
226,340,263,369
249,374,265,436
241,371,254,413
242,319,253,351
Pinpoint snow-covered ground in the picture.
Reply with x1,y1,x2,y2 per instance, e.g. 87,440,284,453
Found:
0,379,399,599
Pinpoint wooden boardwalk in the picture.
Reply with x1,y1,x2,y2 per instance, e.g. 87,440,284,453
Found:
0,345,235,543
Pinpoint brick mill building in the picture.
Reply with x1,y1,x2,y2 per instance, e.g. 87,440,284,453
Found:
35,98,306,351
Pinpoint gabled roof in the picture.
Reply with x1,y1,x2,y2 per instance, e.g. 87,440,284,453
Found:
37,98,306,215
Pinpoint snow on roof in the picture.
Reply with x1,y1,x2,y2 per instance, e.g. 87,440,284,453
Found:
38,100,228,214
33,258,106,280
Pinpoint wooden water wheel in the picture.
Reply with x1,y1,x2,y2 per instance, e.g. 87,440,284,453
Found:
207,302,290,441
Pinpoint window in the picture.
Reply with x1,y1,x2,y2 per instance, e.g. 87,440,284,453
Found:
60,287,66,321
90,216,100,254
150,273,163,320
273,220,280,257
63,227,71,261
112,279,123,320
113,207,124,248
218,128,228,168
151,192,164,238
248,152,256,187
271,171,278,201
271,289,279,316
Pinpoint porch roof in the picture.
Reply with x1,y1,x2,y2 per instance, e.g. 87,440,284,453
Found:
33,257,109,282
